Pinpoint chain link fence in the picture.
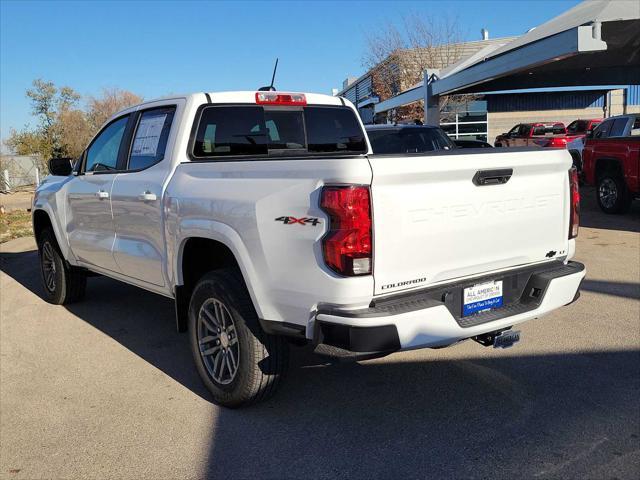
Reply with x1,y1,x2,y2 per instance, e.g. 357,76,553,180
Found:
0,155,43,193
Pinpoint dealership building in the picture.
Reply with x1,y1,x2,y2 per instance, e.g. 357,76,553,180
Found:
336,20,640,144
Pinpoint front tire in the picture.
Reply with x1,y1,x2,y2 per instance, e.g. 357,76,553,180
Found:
597,172,632,214
38,229,86,304
188,269,289,407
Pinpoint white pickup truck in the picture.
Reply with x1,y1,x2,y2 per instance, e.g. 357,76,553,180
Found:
33,91,585,407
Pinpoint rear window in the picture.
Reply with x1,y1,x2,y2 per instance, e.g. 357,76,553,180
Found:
192,105,366,159
305,107,367,153
367,127,455,154
533,124,566,136
567,120,588,134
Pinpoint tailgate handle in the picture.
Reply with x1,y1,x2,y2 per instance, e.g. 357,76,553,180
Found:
473,169,513,186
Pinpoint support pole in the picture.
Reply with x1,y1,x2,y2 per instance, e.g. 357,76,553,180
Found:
423,69,441,126
2,170,10,193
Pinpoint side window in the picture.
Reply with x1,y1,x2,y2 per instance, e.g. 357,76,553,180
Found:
520,125,532,136
594,120,613,139
631,117,640,136
85,116,129,172
609,118,629,138
508,125,520,136
532,126,545,136
128,107,176,170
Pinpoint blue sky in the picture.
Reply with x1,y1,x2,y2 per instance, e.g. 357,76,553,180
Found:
0,0,581,145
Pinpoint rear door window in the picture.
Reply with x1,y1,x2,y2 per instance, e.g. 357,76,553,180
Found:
594,120,613,138
609,118,629,137
128,106,176,170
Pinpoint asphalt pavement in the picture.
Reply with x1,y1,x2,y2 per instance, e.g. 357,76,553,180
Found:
1,187,638,479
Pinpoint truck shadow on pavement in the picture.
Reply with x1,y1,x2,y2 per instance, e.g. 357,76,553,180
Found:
2,247,640,479
206,349,640,479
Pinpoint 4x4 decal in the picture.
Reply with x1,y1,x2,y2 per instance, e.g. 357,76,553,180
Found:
275,216,321,226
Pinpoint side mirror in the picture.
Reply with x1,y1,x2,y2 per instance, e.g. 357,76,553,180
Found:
48,157,73,176
586,129,594,139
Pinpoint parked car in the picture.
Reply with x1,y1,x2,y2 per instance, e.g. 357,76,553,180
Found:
454,139,493,149
365,124,455,153
495,122,566,147
582,114,640,213
33,91,585,407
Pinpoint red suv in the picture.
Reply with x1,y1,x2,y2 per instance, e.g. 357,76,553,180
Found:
495,122,566,147
582,114,640,213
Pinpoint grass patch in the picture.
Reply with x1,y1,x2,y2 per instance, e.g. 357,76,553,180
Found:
0,210,33,243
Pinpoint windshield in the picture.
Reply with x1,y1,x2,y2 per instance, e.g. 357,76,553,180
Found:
367,127,455,154
192,105,367,158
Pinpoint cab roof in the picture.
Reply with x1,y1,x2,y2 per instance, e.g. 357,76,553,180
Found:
202,91,345,106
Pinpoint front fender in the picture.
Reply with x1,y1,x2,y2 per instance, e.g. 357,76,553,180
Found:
32,177,77,264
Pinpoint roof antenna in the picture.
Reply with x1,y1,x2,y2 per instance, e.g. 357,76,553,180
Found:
258,58,278,91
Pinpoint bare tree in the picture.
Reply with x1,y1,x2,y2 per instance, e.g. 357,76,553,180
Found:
362,14,475,123
5,82,143,166
5,79,82,167
86,88,143,132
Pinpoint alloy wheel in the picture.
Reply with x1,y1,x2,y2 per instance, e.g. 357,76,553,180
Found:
197,298,240,385
41,242,57,293
599,177,618,209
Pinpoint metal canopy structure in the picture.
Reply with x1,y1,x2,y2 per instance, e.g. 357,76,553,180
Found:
374,0,640,124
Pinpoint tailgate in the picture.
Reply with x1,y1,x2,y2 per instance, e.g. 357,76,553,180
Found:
368,149,572,295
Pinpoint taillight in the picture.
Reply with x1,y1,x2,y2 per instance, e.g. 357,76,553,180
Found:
548,137,568,148
569,167,580,239
320,186,372,276
255,92,307,106
535,137,567,148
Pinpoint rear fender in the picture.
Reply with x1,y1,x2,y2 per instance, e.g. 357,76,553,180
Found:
172,220,273,321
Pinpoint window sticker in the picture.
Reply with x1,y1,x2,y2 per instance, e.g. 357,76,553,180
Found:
132,114,167,157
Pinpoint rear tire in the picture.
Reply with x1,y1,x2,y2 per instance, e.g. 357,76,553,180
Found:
38,229,86,304
597,172,632,214
188,268,289,408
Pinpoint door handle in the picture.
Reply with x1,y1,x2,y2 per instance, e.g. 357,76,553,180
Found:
473,169,513,186
96,190,109,199
138,191,157,202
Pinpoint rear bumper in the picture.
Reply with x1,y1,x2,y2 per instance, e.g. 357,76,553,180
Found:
314,261,585,359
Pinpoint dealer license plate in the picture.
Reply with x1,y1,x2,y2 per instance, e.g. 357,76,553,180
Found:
463,280,503,316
